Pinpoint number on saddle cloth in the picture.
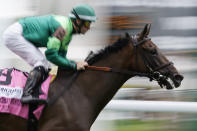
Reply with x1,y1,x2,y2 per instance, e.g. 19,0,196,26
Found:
0,68,13,85
0,68,52,120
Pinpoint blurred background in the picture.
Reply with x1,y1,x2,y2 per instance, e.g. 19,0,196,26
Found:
0,0,197,130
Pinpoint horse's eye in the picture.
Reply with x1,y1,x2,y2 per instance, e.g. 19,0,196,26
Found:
150,49,158,55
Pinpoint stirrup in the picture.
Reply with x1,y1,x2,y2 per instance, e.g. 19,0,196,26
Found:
21,95,48,105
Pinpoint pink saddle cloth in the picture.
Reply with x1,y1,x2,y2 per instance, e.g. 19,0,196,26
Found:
0,68,51,120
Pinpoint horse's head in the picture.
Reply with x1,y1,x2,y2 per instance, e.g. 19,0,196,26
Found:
128,24,183,89
86,24,183,89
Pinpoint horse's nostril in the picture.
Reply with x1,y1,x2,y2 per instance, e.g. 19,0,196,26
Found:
174,74,184,81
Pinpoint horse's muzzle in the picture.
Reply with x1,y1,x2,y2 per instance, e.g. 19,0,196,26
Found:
172,73,184,87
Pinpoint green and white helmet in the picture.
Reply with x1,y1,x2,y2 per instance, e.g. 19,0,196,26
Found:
69,4,96,22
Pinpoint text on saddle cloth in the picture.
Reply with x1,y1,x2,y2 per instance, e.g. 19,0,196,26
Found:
0,68,52,120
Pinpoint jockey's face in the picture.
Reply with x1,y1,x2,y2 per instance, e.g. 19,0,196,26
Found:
80,21,91,34
73,19,91,34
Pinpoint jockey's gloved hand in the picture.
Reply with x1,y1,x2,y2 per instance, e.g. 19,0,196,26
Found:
76,61,88,70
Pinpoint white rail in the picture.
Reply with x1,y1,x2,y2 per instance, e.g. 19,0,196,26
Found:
105,100,197,113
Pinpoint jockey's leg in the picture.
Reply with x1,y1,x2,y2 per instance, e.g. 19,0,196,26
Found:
21,66,49,104
2,22,50,104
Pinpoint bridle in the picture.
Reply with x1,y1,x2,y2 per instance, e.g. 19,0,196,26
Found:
86,35,174,89
131,35,173,82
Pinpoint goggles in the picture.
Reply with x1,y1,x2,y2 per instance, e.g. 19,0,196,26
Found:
84,21,91,28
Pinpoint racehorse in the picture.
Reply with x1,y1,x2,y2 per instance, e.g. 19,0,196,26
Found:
0,24,183,131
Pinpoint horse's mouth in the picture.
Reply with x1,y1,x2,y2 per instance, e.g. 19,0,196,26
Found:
171,74,184,88
163,73,184,89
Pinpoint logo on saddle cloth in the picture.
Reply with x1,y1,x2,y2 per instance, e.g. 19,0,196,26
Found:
0,68,52,120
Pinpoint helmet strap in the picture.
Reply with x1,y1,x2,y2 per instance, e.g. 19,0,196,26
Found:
73,20,81,33
72,9,84,33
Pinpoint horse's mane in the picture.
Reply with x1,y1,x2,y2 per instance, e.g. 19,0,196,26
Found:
87,34,130,65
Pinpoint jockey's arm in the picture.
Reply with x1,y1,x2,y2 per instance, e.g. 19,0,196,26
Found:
45,36,77,70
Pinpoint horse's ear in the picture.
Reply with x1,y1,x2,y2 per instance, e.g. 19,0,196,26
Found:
138,24,149,39
145,24,151,37
125,32,130,38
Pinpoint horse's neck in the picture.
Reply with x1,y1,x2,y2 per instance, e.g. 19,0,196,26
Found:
77,50,131,121
51,46,133,124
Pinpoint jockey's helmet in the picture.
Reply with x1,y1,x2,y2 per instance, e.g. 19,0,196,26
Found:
69,4,96,22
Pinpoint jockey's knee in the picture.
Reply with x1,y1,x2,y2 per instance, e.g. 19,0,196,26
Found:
2,31,12,47
34,66,49,80
34,60,50,71
2,31,19,49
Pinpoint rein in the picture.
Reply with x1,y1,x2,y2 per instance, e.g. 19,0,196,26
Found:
86,66,149,77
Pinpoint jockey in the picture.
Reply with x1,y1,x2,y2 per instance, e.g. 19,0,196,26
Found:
2,4,96,104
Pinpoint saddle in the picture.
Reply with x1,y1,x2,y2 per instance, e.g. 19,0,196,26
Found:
0,68,53,120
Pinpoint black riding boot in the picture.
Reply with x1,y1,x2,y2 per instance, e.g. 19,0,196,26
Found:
21,66,49,104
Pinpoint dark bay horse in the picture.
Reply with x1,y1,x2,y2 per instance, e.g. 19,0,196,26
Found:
0,24,183,131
